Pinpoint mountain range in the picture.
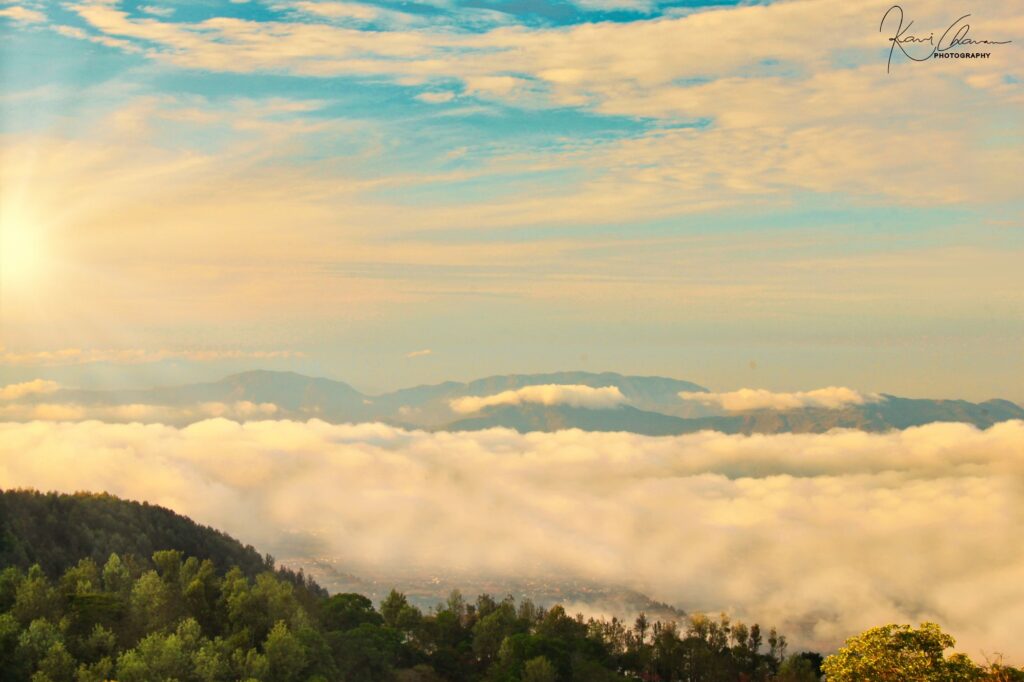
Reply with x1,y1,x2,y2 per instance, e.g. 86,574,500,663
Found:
19,370,1024,434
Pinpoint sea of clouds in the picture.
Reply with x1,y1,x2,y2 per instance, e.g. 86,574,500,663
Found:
2,418,1023,659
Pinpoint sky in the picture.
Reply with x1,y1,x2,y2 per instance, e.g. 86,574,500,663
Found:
0,0,1022,399
2,0,1024,658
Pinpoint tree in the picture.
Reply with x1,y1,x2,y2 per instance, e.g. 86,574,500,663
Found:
473,602,522,663
633,613,649,645
128,570,179,636
12,567,59,625
521,655,558,682
0,613,28,682
445,590,467,624
381,590,411,629
821,623,981,682
328,623,403,682
777,653,819,681
264,620,307,682
16,619,67,675
115,618,206,682
321,593,382,632
101,554,132,596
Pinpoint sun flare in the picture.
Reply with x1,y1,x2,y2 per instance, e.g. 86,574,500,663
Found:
0,204,47,295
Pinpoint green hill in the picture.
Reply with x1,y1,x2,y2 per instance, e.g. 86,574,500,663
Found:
0,489,323,597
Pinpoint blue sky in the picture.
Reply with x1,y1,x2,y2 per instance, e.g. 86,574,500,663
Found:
0,0,1022,398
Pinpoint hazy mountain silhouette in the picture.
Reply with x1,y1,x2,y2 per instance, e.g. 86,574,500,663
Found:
443,394,1024,435
21,370,1024,433
444,403,694,435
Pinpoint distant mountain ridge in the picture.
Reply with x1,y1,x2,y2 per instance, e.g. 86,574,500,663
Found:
14,370,1024,434
444,403,696,436
442,395,1024,436
35,370,709,426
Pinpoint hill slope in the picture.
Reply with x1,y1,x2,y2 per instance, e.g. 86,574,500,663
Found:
0,489,321,595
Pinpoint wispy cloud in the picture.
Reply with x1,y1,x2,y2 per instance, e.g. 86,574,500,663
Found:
0,347,303,366
678,387,883,412
138,5,173,17
287,1,421,27
405,349,433,359
450,384,627,413
49,0,1024,212
0,400,279,423
0,379,60,400
415,91,455,104
0,5,45,23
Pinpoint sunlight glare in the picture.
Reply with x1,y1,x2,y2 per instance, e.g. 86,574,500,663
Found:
0,203,47,295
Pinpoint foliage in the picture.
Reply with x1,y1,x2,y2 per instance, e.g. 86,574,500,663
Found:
820,622,1015,682
0,550,807,681
0,489,324,600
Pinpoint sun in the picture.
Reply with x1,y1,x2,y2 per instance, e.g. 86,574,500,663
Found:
0,203,48,296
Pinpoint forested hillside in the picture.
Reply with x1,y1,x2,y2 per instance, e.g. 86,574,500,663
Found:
0,490,323,597
0,549,804,681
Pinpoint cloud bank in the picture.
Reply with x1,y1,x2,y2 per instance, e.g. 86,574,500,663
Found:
450,384,627,414
2,419,1023,658
678,387,882,411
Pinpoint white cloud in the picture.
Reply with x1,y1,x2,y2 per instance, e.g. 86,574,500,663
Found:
405,349,433,358
0,379,60,400
138,5,173,17
679,387,883,411
570,0,654,13
450,384,628,413
1,419,1023,659
200,401,279,419
56,0,1024,212
415,91,455,104
0,5,45,23
293,1,376,19
288,1,418,27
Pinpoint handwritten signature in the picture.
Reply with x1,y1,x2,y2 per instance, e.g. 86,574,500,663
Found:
880,5,1012,73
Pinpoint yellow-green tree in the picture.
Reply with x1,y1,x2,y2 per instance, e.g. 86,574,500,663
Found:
821,623,980,682
521,655,557,682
